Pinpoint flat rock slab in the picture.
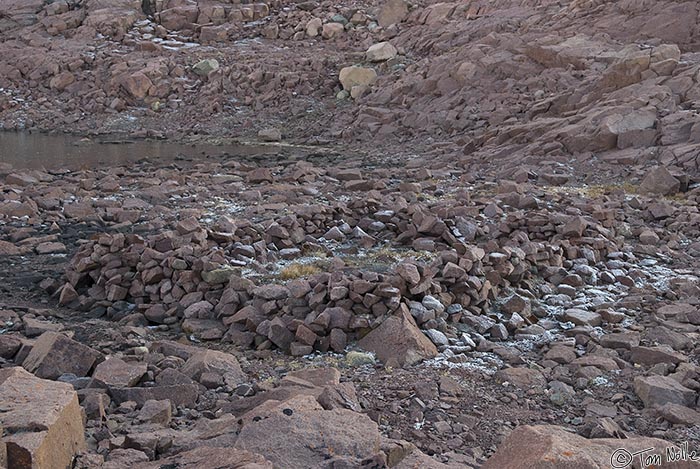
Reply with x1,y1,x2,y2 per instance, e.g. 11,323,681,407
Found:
181,349,246,385
134,446,273,468
109,384,199,408
483,424,697,468
93,357,147,387
22,331,101,380
634,375,696,408
0,367,86,469
234,395,381,469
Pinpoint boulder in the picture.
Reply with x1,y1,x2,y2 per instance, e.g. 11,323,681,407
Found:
92,357,147,387
137,400,172,426
377,0,408,27
192,59,219,76
258,128,282,142
22,332,101,380
134,447,273,468
0,367,86,469
357,304,437,367
109,384,199,407
321,22,344,39
366,42,398,62
639,166,681,195
494,367,546,390
121,71,152,99
234,395,381,468
634,375,696,408
339,66,378,92
483,424,696,468
181,349,246,385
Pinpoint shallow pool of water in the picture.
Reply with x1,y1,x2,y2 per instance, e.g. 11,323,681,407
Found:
0,132,281,170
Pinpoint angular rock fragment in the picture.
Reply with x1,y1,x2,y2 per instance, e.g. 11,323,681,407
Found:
22,332,101,380
483,425,696,468
358,304,437,367
0,367,86,469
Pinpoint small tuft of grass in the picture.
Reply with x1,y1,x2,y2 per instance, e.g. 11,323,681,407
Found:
279,263,323,280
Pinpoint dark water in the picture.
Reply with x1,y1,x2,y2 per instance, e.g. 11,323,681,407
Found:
0,132,281,170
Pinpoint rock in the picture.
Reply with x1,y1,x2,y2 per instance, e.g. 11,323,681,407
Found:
366,42,398,62
0,367,86,469
421,295,445,314
562,216,587,238
267,317,294,352
657,403,700,425
639,229,660,245
599,332,640,349
92,357,147,387
253,284,288,300
377,0,408,27
424,329,449,347
630,345,686,366
639,166,681,195
344,351,375,367
137,399,172,425
321,22,344,39
22,332,101,380
634,375,696,408
192,59,219,76
258,128,282,142
35,241,66,254
357,304,438,367
181,349,246,385
396,263,421,285
339,66,378,93
201,268,236,284
483,424,697,469
0,240,20,255
234,395,381,468
502,294,531,317
58,283,79,305
134,447,273,468
0,335,22,359
562,309,602,327
494,368,546,390
109,384,199,408
305,17,322,37
122,71,152,99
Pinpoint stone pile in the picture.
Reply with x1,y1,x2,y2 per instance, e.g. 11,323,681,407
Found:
60,181,641,362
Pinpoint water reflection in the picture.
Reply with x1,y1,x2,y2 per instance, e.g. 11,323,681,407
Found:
0,132,279,170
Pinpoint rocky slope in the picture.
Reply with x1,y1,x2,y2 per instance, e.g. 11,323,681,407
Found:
0,0,699,181
1,0,700,468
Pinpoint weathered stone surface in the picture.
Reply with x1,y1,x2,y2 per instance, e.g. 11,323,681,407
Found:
134,447,273,468
92,357,147,387
634,375,696,408
181,349,245,385
22,332,101,380
234,395,381,469
483,425,697,469
358,304,437,367
639,166,681,195
137,399,172,425
109,384,199,408
0,367,86,469
494,368,546,390
339,66,377,92
366,42,398,62
377,0,408,27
